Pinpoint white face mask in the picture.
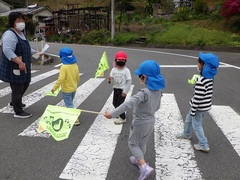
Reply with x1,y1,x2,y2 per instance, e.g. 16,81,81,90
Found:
197,66,201,72
15,22,25,31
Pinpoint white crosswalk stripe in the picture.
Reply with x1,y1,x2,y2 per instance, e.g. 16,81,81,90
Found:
0,81,56,113
155,94,202,180
59,85,134,180
19,78,105,138
0,69,59,98
0,70,39,84
209,106,240,155
0,69,240,179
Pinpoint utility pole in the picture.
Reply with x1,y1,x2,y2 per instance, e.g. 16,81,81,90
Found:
111,0,115,40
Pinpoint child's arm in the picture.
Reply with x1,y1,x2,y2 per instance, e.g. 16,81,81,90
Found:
52,67,65,92
122,79,132,96
107,90,146,119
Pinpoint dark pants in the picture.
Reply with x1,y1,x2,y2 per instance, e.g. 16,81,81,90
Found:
113,88,126,120
10,82,29,114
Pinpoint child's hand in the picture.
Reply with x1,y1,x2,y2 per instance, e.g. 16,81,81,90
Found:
108,77,111,84
121,92,126,97
104,112,112,119
51,89,55,94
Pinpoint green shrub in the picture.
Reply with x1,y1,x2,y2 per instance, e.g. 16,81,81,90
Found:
193,0,209,14
0,16,8,33
225,15,240,32
112,33,138,45
82,29,111,45
172,7,192,21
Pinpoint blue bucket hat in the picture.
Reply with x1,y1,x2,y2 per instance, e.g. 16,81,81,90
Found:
134,60,165,91
59,47,77,64
199,52,219,79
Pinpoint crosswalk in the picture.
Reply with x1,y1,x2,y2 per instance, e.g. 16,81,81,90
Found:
0,66,239,180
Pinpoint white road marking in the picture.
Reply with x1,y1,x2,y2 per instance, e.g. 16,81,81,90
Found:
0,70,38,83
160,65,226,68
0,81,56,113
55,63,62,67
209,105,240,155
19,78,105,138
59,85,134,180
154,93,202,180
218,62,240,70
0,69,59,98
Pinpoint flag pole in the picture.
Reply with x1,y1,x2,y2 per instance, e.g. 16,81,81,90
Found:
80,109,105,115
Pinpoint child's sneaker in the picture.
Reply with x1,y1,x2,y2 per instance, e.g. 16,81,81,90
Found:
138,164,154,180
130,156,141,169
114,117,126,125
9,102,26,108
74,118,80,126
193,144,210,152
14,111,32,119
176,132,191,140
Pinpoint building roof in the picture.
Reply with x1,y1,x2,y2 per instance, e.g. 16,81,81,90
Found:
0,5,53,16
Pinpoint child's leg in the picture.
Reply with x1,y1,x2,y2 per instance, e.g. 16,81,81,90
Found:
129,123,155,179
128,123,154,165
113,88,121,108
113,89,126,123
62,92,75,108
118,95,126,119
183,109,193,137
192,111,208,147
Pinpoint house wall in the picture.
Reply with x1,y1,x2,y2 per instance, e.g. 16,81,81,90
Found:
0,2,11,13
32,9,53,27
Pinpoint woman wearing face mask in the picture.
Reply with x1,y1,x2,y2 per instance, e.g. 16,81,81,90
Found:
0,12,37,118
108,51,132,125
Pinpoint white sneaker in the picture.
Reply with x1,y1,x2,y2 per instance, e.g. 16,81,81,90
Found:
114,117,126,125
193,144,210,152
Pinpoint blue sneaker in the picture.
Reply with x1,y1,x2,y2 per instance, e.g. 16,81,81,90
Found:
138,164,154,180
130,156,141,169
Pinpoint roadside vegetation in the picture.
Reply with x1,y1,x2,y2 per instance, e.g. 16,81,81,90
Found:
0,0,239,48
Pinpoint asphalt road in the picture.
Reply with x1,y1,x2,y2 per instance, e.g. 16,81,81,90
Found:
0,42,240,180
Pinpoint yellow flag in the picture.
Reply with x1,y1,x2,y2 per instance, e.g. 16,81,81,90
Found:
95,51,109,78
188,74,200,85
38,105,81,141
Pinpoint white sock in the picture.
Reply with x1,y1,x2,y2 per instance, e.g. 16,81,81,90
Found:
141,163,147,168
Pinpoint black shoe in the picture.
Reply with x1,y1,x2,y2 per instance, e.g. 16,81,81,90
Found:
9,102,26,108
14,111,32,119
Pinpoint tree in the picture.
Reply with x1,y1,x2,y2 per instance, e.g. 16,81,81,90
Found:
220,0,240,18
115,0,135,32
220,0,240,32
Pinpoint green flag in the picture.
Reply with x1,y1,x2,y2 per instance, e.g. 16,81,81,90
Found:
45,87,61,97
38,105,81,141
95,51,109,78
188,74,200,85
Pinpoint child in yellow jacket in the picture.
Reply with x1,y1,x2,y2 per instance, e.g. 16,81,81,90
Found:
51,47,80,125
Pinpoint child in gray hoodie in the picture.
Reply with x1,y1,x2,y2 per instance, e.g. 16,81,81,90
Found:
105,60,165,180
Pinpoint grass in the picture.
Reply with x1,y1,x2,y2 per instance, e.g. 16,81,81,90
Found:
113,20,240,47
